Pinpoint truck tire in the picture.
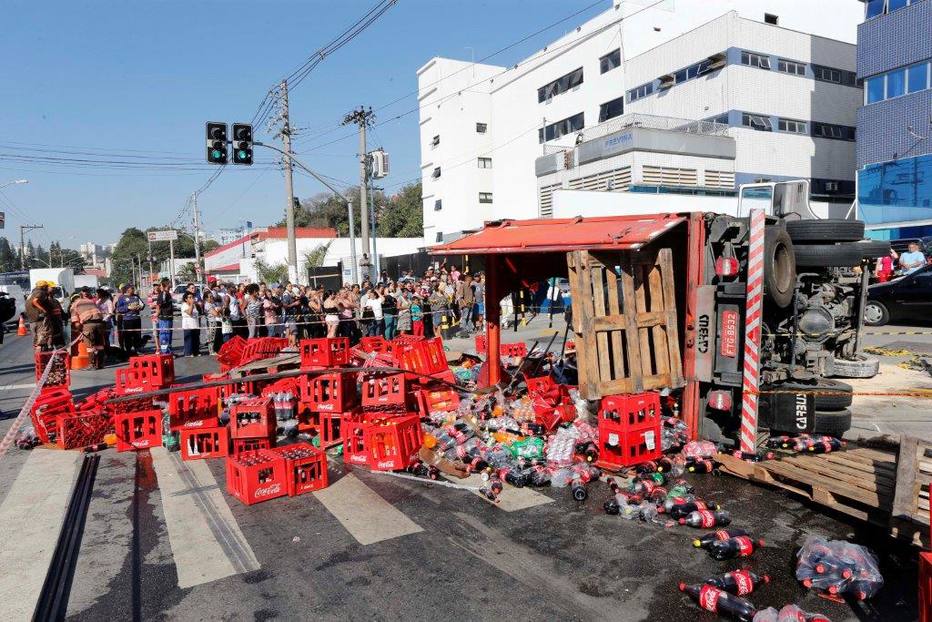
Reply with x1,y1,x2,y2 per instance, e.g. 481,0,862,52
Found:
863,300,890,327
780,379,853,410
794,243,865,268
854,240,892,260
764,227,796,309
786,219,865,243
812,409,852,437
830,354,880,379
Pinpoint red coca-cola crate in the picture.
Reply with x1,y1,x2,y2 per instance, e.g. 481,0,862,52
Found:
365,414,423,471
167,386,219,431
231,437,272,456
392,334,424,347
361,373,410,411
416,385,460,414
393,337,447,377
35,350,70,388
30,387,76,443
596,392,662,469
500,342,528,358
229,398,275,440
475,334,487,354
114,410,163,452
525,375,556,395
300,337,350,369
299,372,358,413
56,410,112,450
920,552,932,622
225,450,287,505
118,353,174,392
268,442,328,496
359,336,389,354
342,413,369,466
318,411,343,448
260,376,300,398
217,335,247,371
180,426,229,460
240,337,288,366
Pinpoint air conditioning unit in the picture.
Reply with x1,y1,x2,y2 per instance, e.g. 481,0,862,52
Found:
371,150,390,179
658,74,674,90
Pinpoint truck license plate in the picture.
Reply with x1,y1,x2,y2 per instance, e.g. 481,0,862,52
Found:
720,309,738,358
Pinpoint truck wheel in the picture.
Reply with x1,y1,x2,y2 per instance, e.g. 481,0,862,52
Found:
786,219,865,243
812,409,852,437
854,240,892,260
793,243,865,268
764,227,796,309
863,300,890,327
830,354,880,379
780,379,853,410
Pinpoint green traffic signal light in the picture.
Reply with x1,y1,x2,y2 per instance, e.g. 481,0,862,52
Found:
237,150,247,160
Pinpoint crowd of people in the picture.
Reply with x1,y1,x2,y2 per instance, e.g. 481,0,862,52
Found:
148,265,487,358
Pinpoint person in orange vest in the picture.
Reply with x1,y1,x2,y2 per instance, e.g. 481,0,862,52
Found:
70,287,107,369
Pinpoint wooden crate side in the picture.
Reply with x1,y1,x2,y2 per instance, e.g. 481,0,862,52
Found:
893,436,932,525
658,249,684,387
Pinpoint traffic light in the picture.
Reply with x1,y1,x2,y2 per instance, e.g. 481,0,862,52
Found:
206,122,228,164
232,123,253,165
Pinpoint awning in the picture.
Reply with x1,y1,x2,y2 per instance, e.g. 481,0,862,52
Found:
431,214,684,255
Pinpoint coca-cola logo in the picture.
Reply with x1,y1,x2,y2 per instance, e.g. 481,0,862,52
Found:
318,403,334,412
254,483,282,498
732,570,752,595
377,460,396,469
699,510,715,528
699,585,721,612
736,536,753,557
124,387,143,394
132,439,151,447
184,419,205,428
349,454,367,464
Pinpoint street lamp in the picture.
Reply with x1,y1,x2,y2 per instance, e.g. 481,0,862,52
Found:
0,179,28,190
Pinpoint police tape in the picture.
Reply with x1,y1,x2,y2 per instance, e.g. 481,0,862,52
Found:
0,337,81,462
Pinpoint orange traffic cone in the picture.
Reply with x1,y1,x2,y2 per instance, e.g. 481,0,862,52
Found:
71,340,90,370
17,316,28,336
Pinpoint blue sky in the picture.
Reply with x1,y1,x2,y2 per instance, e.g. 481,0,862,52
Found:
0,0,607,248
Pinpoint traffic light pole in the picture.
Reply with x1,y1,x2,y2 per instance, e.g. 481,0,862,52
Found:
254,141,358,284
19,224,43,269
192,192,202,282
278,81,299,285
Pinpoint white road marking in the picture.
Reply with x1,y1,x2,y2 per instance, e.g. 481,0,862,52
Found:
0,449,80,621
456,473,555,512
150,447,260,588
0,383,37,392
313,472,423,545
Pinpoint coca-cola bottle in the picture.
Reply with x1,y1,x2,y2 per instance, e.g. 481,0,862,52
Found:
704,570,769,596
571,477,588,501
678,582,756,621
669,499,721,519
732,449,775,462
801,573,851,595
707,536,765,560
679,509,732,528
575,441,599,463
687,457,715,473
807,437,844,454
693,528,749,549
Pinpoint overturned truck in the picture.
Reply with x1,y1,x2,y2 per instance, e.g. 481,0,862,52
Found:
433,181,887,449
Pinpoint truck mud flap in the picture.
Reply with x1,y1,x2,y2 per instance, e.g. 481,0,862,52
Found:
759,388,816,434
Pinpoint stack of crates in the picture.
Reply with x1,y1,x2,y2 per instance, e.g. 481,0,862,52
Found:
298,372,357,448
168,385,226,461
596,392,662,470
361,373,411,414
30,387,76,444
229,398,276,455
225,450,287,505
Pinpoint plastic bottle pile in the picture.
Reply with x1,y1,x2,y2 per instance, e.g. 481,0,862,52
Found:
795,536,883,601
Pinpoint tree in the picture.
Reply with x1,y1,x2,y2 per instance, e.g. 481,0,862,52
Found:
253,258,288,284
0,237,16,272
380,182,423,237
178,261,198,281
303,241,333,273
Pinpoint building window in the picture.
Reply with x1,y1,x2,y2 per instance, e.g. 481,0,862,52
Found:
764,13,779,25
538,112,585,143
887,68,906,98
598,96,625,122
600,49,621,74
431,167,441,179
434,199,442,211
908,62,930,93
477,157,492,169
476,122,487,133
741,51,771,70
866,0,917,18
627,82,654,103
778,118,808,134
478,192,493,204
825,181,840,192
431,135,440,148
812,122,856,141
811,64,857,87
866,76,885,104
777,59,806,76
742,113,773,132
436,232,443,243
537,67,584,103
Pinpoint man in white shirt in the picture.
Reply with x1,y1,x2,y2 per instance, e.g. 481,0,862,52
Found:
899,242,927,274
364,290,384,337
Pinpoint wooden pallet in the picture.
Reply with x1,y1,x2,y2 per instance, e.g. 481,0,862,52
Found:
716,447,897,527
566,247,683,400
892,436,932,547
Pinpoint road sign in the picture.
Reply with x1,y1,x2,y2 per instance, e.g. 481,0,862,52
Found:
147,230,178,242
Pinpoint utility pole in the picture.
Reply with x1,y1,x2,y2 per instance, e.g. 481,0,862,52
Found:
19,224,43,269
147,238,153,290
169,239,175,286
370,184,381,278
278,80,299,284
192,192,203,282
343,107,375,281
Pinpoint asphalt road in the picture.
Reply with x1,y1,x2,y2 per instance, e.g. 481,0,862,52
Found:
0,320,923,621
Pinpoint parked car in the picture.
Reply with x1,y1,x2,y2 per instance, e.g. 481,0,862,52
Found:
864,264,932,326
889,236,932,257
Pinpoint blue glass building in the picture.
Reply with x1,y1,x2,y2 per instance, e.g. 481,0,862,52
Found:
857,0,932,239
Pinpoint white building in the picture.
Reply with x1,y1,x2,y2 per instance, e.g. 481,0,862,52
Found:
204,227,423,284
417,0,862,246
